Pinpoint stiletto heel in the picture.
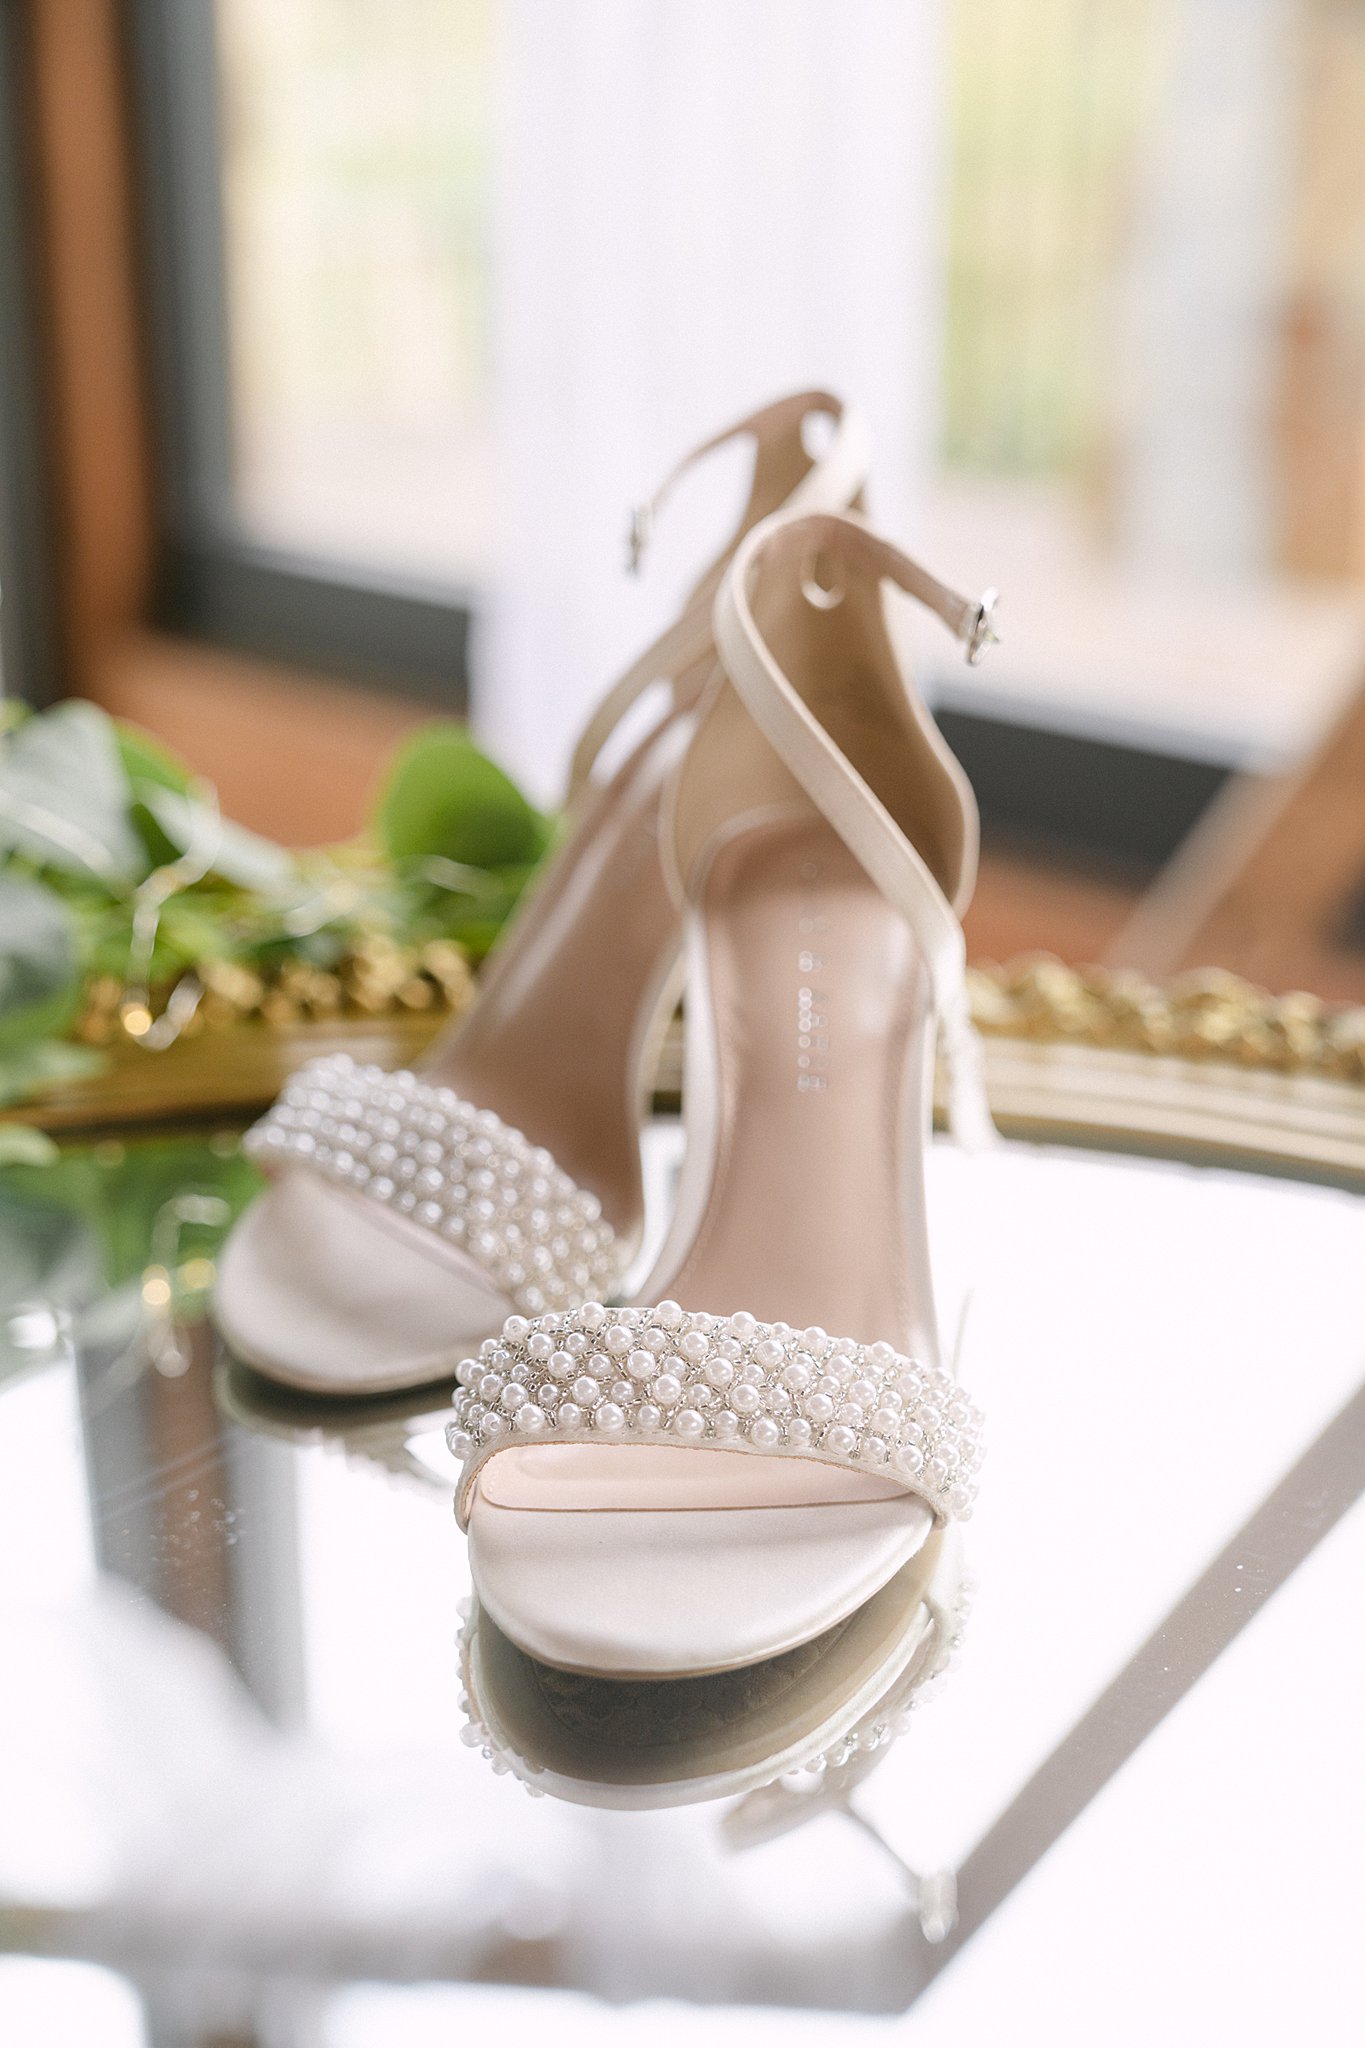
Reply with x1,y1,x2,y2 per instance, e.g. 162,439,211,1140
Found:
447,508,996,1701
216,395,869,1393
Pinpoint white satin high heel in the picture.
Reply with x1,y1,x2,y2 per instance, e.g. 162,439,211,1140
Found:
447,509,998,1684
216,395,869,1395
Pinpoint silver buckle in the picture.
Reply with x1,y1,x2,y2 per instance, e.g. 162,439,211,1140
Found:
964,587,1001,666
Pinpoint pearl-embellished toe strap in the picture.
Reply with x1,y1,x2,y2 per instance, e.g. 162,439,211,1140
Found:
445,1301,984,1528
242,1055,625,1315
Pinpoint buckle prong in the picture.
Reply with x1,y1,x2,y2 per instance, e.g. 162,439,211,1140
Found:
964,587,1001,666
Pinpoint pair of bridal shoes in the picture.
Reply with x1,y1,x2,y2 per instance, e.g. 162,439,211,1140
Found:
216,389,997,1807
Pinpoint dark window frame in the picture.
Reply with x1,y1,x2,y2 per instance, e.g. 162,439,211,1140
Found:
123,0,472,708
0,6,60,710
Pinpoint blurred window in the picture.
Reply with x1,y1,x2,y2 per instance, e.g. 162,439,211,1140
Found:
930,0,1365,779
215,0,493,584
130,0,491,701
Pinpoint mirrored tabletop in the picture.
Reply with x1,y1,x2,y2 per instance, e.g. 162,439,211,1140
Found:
2,1117,1362,2046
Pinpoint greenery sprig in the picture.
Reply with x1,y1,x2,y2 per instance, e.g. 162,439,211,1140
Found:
0,698,553,1110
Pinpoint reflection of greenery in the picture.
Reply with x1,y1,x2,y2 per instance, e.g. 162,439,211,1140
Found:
0,1133,262,1384
0,1134,261,1299
0,698,552,1111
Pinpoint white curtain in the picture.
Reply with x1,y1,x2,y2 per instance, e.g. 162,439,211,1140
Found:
475,0,948,802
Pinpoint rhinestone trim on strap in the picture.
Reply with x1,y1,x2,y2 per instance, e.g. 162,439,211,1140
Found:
242,1054,624,1315
445,1300,984,1527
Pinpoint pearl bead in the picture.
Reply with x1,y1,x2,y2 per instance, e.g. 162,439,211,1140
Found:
868,1340,896,1368
562,1330,588,1356
654,1300,684,1329
447,1298,984,1526
729,1311,757,1341
802,1327,828,1351
576,1302,607,1330
503,1316,530,1342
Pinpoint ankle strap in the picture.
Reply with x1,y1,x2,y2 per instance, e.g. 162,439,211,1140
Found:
713,509,999,1148
626,391,870,573
566,396,870,805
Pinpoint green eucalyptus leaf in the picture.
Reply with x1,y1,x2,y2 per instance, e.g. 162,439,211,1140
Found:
0,701,146,883
0,1124,59,1167
115,720,196,797
374,723,551,870
0,873,82,1052
0,1037,105,1109
143,787,297,893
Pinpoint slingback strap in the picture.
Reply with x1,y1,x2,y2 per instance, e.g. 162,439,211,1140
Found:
713,509,999,1149
445,1300,984,1531
243,1055,625,1316
566,394,871,805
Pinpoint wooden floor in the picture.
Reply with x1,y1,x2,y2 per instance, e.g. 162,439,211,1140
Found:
964,846,1141,967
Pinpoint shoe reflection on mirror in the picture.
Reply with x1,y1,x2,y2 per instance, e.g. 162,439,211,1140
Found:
214,1346,458,1493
